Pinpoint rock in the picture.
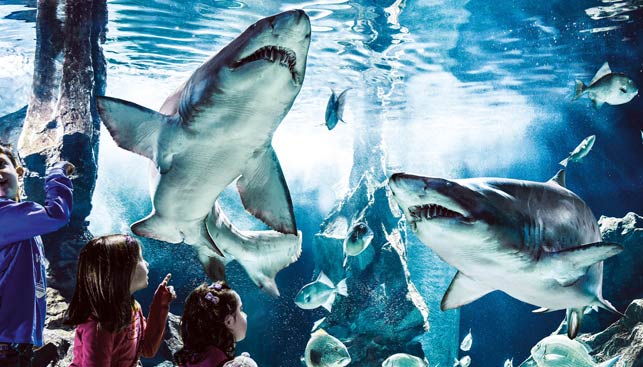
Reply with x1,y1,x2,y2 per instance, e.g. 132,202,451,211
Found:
155,312,183,363
312,173,430,367
42,287,74,366
0,105,26,146
577,299,643,367
585,212,643,330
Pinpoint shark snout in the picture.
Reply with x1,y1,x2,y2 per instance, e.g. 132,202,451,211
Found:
268,9,311,39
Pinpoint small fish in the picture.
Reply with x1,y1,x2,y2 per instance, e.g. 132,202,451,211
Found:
453,356,471,367
325,88,351,130
382,353,429,367
295,271,348,312
305,329,351,367
559,135,596,167
573,62,638,109
459,329,472,351
343,221,374,265
504,358,513,367
530,335,620,367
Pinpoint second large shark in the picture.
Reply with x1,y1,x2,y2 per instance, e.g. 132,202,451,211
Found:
96,10,311,295
388,170,623,338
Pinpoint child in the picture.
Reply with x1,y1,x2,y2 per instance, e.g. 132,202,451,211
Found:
64,234,176,366
0,143,74,366
174,281,248,367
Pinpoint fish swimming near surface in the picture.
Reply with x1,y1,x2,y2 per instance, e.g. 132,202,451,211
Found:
295,271,348,312
573,62,638,109
559,135,596,167
343,221,374,265
382,353,429,367
304,329,351,367
504,358,514,367
325,88,351,130
453,356,471,367
530,335,620,367
459,329,472,352
96,10,311,295
388,170,623,339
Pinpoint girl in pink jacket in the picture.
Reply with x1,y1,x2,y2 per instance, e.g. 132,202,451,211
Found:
174,282,249,367
65,234,176,366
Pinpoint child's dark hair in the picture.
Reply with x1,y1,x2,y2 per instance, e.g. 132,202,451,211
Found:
64,234,141,332
174,281,238,365
0,143,19,169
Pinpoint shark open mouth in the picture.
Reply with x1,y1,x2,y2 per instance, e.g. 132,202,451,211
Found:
408,204,471,222
232,45,297,81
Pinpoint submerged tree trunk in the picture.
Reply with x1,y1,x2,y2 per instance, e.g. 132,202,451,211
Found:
18,0,107,298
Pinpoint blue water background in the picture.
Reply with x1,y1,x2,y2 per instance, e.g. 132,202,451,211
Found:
0,0,641,366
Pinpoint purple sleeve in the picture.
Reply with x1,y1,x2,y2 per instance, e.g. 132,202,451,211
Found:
0,162,73,247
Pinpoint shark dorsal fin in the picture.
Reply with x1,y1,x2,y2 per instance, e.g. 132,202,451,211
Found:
548,169,566,187
590,62,611,85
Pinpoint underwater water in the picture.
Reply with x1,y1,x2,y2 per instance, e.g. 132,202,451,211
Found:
0,0,642,366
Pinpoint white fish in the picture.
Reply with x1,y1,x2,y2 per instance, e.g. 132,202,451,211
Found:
382,353,429,367
559,135,596,167
324,88,351,130
459,329,472,351
295,271,348,312
573,62,638,109
453,356,471,367
531,335,620,367
504,358,513,367
343,221,374,266
305,329,351,367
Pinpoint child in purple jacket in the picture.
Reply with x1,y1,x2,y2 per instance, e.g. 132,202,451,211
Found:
0,143,74,366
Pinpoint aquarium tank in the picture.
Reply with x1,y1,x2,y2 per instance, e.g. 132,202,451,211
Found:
0,0,641,366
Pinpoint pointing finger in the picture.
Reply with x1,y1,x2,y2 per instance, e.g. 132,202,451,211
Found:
161,273,172,286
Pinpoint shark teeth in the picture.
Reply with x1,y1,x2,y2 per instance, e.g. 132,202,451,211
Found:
233,45,297,80
408,204,467,222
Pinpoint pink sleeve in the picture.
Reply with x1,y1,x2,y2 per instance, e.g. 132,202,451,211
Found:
77,322,116,367
140,285,171,357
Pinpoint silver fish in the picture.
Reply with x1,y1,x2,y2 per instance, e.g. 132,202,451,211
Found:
325,88,351,130
343,221,374,265
559,135,596,167
305,329,351,367
295,271,348,312
573,62,638,109
531,335,620,367
459,329,472,351
453,356,471,367
382,353,429,367
504,358,514,367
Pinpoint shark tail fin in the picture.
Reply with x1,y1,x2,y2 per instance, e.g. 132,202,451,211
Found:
573,80,586,100
597,355,621,367
594,297,624,317
205,201,302,298
336,278,348,297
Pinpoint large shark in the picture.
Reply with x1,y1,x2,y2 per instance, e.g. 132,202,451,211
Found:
96,10,311,295
388,170,623,338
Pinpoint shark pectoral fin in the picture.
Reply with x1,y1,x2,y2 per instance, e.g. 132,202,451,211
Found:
131,213,184,244
566,307,584,339
441,272,494,311
553,242,624,271
96,96,171,161
237,146,297,235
